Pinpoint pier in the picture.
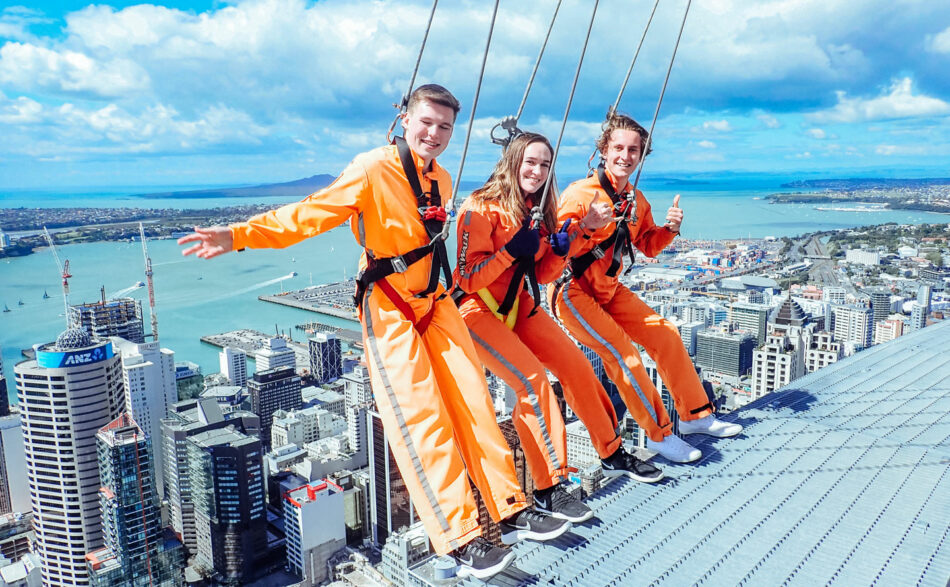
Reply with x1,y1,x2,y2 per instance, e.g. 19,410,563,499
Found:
258,280,359,322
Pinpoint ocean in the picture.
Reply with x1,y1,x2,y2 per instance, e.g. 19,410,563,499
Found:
2,179,948,404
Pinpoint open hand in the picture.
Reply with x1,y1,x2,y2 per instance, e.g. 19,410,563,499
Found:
581,191,613,231
178,226,234,259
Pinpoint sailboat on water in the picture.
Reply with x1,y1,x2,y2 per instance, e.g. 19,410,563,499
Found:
43,290,50,299
2,304,9,313
17,299,23,306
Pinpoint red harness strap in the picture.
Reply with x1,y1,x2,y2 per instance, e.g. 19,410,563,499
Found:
375,277,436,335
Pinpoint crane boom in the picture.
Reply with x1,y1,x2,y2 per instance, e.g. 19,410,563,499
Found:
43,227,72,328
139,223,159,340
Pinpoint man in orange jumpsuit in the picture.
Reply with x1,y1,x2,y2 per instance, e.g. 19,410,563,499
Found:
455,132,664,517
550,113,742,464
178,85,569,580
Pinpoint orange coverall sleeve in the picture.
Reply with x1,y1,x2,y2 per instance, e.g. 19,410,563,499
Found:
229,160,369,251
455,209,516,293
535,240,569,284
630,192,676,258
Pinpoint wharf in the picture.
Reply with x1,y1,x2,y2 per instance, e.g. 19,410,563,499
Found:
200,329,310,368
294,321,363,348
259,280,359,322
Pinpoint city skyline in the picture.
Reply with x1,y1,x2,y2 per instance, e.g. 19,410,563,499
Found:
0,0,948,188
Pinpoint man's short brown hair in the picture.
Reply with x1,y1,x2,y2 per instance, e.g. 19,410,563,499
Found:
407,84,461,120
596,112,652,158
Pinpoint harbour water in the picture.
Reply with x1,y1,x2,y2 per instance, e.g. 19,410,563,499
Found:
2,183,948,404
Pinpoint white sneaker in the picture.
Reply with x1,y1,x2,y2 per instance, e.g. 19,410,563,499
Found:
646,434,701,463
679,415,743,438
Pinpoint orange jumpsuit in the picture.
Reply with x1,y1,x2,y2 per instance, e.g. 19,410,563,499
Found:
455,199,625,488
230,144,526,554
550,170,714,443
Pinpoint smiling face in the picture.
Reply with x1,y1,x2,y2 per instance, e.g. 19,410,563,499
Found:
401,99,455,167
518,140,552,196
602,128,642,188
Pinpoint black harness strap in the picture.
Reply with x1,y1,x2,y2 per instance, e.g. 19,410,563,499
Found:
570,165,637,280
496,254,541,318
353,137,453,308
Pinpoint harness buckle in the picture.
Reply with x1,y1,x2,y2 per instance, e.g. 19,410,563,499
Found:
592,246,605,260
391,255,409,273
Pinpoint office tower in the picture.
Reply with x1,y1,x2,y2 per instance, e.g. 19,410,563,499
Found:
822,287,846,305
0,416,28,514
271,406,346,448
15,329,124,586
161,398,259,554
309,334,342,384
752,334,803,400
917,283,933,309
304,387,346,417
111,337,177,497
867,287,891,324
256,337,296,371
729,302,771,344
804,332,841,373
85,414,182,586
248,366,301,449
189,427,266,585
283,480,347,585
874,318,905,344
696,328,756,377
832,305,873,352
910,302,927,331
70,298,145,344
219,347,247,388
0,512,33,562
174,361,203,400
0,348,7,418
678,321,704,356
380,523,430,587
367,410,417,547
565,420,599,468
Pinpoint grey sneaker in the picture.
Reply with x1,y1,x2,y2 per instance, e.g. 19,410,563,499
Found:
499,508,571,545
452,537,515,580
601,446,664,482
533,484,594,523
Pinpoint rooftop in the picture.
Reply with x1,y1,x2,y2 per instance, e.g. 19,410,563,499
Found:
447,319,950,585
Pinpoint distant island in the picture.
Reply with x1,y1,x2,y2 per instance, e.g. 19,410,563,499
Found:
132,174,337,199
768,177,950,214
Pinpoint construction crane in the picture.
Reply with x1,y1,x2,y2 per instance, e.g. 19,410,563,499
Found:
43,227,72,328
139,223,159,341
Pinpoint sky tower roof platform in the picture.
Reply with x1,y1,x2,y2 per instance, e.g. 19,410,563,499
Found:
419,318,950,585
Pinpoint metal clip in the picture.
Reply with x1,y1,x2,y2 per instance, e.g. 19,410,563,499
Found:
391,255,409,273
592,246,605,259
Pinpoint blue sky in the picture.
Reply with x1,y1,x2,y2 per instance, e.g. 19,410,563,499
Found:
1,0,949,189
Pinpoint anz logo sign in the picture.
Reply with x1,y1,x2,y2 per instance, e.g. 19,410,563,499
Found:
37,343,114,369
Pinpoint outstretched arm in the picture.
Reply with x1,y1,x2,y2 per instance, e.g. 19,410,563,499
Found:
178,226,234,259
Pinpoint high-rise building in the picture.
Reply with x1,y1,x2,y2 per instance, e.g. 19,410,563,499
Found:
380,523,430,587
832,305,873,352
15,329,124,586
256,337,296,372
822,287,847,305
271,406,346,449
111,337,177,497
752,333,803,400
0,416,29,514
161,398,260,554
70,298,145,344
867,287,892,325
283,480,347,585
219,347,247,388
565,419,599,468
367,410,417,548
910,302,928,331
917,283,933,309
729,302,771,344
804,331,841,373
874,318,905,344
342,362,373,408
0,512,33,563
174,361,203,400
248,366,301,449
0,348,8,418
188,427,266,585
678,321,704,356
695,328,756,378
85,414,182,586
309,334,342,384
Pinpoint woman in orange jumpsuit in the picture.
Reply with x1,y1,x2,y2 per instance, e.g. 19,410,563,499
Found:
455,133,664,519
178,85,568,580
550,113,742,464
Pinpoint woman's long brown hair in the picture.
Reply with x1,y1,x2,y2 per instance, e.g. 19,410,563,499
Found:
467,132,558,233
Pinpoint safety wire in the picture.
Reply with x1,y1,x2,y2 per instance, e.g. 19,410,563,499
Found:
627,0,691,198
386,0,440,143
490,0,564,147
438,0,502,241
587,0,662,172
531,0,602,229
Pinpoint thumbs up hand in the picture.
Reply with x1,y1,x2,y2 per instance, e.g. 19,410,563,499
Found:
549,219,572,257
665,194,683,234
580,191,613,232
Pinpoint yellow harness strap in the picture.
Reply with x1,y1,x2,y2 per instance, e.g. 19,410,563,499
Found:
476,288,518,330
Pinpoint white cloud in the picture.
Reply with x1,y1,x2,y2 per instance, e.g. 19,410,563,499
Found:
807,128,827,139
929,26,950,54
808,78,950,123
697,140,717,149
757,113,781,129
703,120,732,132
0,42,150,97
0,90,42,123
875,144,927,156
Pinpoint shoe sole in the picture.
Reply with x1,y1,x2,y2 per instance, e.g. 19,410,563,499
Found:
456,551,516,580
535,504,595,524
680,427,743,438
602,468,665,483
501,520,572,545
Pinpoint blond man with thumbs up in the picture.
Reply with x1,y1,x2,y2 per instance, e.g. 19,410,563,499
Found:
549,113,742,466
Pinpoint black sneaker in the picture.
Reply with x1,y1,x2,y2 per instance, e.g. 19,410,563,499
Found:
601,446,664,483
452,537,515,580
533,484,594,523
499,507,571,545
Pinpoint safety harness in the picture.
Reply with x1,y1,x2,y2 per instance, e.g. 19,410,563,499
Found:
353,136,453,333
569,166,637,280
